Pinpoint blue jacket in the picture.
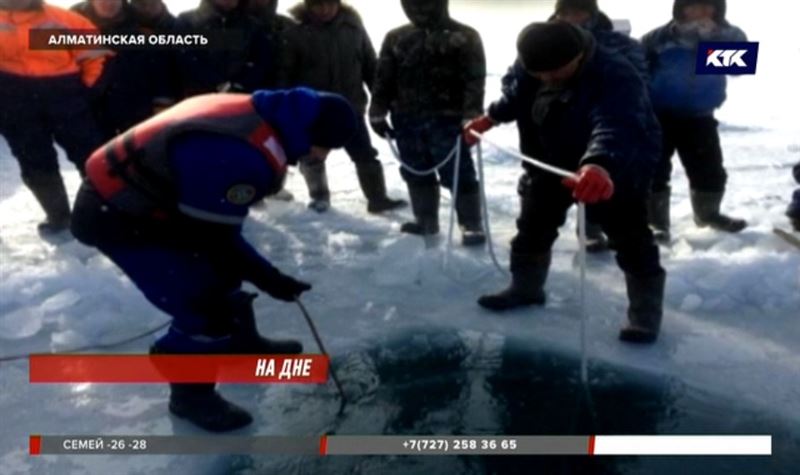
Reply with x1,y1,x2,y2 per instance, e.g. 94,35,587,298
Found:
169,88,328,224
490,35,661,195
642,20,747,116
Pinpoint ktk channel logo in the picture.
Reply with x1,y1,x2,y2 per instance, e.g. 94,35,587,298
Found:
696,42,759,75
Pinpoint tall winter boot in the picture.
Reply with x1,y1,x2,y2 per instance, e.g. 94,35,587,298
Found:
149,344,254,432
690,190,747,233
619,271,666,344
477,252,550,311
785,190,800,232
455,190,486,247
354,161,407,214
168,383,254,432
583,221,610,253
401,182,440,236
229,291,303,354
299,159,331,213
647,188,672,244
26,174,71,235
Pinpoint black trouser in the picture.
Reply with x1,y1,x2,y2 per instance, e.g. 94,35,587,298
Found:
511,172,663,278
344,115,381,164
0,73,103,182
653,113,727,193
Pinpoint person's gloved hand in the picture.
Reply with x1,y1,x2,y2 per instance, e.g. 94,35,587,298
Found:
562,165,614,204
260,272,312,302
369,116,394,139
463,115,494,146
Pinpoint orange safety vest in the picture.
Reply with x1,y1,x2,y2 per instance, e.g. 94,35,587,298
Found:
0,4,108,86
85,93,289,219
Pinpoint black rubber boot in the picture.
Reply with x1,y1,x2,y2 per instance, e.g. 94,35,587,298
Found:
690,190,746,233
26,174,72,236
583,221,609,253
478,253,550,311
619,271,666,344
228,291,303,354
401,182,440,236
299,159,330,213
354,161,407,214
168,383,253,432
647,188,672,244
455,190,486,247
149,345,254,432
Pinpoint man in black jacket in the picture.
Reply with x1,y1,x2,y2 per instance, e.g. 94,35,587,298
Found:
278,0,406,214
369,0,486,246
466,22,666,344
176,0,270,96
72,0,176,138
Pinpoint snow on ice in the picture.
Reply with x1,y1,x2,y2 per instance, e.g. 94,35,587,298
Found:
2,1,799,474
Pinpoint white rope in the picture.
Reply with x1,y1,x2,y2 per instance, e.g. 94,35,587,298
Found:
387,138,459,176
469,130,589,387
386,136,499,283
444,138,462,271
388,130,589,386
470,130,577,179
476,141,510,276
577,202,589,385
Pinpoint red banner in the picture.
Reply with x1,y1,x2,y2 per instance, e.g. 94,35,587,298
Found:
29,354,329,384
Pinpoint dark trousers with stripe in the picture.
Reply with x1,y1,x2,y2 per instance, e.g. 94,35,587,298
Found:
71,185,247,354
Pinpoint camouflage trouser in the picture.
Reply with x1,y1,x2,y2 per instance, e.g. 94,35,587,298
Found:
392,115,478,194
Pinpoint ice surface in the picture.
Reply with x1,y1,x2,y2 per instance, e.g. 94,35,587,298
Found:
2,1,800,474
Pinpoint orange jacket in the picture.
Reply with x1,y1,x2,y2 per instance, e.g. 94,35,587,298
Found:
0,4,108,86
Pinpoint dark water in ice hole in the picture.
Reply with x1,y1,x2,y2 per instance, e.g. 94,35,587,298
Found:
225,326,799,475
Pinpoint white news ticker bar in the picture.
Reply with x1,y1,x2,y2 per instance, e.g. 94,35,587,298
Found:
593,436,772,455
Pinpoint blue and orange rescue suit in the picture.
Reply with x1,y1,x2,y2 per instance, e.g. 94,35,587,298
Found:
71,87,358,432
0,0,107,234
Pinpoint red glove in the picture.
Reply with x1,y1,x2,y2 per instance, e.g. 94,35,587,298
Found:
562,165,614,204
463,115,494,146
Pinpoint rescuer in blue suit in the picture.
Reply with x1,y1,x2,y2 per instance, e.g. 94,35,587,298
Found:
71,87,358,432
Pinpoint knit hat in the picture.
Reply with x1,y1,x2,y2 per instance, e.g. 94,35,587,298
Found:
309,92,357,149
673,0,726,22
516,22,586,73
555,0,599,15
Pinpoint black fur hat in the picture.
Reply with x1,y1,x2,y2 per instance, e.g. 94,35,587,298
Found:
555,0,599,15
517,21,586,73
673,0,727,22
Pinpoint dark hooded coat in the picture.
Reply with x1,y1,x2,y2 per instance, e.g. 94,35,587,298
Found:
369,0,485,121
